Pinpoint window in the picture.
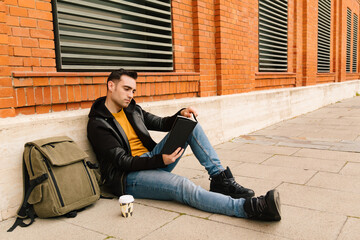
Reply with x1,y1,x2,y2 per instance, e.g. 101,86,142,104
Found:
346,8,352,73
317,0,331,73
52,0,173,72
353,14,358,72
258,0,288,72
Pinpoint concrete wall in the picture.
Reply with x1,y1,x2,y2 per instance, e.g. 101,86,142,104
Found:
1,80,360,221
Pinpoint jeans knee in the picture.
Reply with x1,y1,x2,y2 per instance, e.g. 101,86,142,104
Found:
177,177,199,203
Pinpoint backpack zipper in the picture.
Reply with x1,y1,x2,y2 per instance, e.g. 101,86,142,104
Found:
83,161,96,195
43,158,65,207
28,146,35,176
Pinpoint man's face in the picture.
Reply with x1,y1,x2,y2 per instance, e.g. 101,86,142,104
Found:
108,75,136,109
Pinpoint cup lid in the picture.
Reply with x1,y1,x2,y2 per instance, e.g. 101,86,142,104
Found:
119,195,134,204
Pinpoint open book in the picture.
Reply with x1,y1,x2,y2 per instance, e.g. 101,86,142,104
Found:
161,115,198,154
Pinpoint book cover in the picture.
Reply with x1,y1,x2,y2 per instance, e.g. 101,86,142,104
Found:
161,115,198,154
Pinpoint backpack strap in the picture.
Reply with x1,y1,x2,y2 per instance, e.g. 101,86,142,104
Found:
7,159,48,232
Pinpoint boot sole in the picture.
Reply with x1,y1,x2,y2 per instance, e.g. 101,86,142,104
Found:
266,189,281,221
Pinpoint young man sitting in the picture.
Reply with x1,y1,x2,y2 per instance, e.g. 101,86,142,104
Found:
87,69,281,221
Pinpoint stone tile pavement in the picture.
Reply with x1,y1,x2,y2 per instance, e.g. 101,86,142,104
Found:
1,96,360,240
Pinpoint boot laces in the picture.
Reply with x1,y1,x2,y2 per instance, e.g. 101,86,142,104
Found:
254,195,267,214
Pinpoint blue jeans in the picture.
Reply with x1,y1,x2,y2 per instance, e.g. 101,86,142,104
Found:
125,124,247,218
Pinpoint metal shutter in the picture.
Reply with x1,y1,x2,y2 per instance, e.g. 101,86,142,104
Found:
353,14,358,72
258,0,288,72
346,8,352,73
52,0,173,72
317,0,331,73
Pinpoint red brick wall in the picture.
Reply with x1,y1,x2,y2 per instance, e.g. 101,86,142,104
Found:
1,0,360,118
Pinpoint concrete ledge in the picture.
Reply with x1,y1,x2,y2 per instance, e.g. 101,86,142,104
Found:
1,80,359,221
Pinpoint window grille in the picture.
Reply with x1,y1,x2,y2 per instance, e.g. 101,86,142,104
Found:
317,0,331,73
353,14,358,72
346,8,352,73
258,0,288,72
52,0,173,72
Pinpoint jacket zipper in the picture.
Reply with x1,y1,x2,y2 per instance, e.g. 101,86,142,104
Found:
28,146,35,176
121,173,125,195
83,161,96,195
44,158,65,207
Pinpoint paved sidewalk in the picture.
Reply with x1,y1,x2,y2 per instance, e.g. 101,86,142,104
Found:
1,96,360,240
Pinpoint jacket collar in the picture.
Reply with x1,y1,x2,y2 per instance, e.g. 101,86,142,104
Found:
88,96,137,118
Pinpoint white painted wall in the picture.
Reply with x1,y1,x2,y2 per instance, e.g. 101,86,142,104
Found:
1,80,359,221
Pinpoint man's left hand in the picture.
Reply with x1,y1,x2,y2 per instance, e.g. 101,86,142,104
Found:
180,107,198,118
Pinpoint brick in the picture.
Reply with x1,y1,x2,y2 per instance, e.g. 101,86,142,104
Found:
52,103,66,112
74,85,81,101
93,77,106,84
31,48,54,57
39,39,54,48
11,27,30,37
28,9,52,21
9,7,28,17
33,77,48,86
80,101,92,109
13,47,31,56
25,87,35,106
43,86,51,104
100,85,107,96
67,85,74,102
8,36,22,46
50,77,64,86
18,0,35,9
23,57,40,67
0,108,16,118
8,56,23,66
22,38,38,47
81,85,88,101
0,97,15,108
0,78,12,87
0,45,8,54
80,77,92,84
35,105,51,114
30,29,53,39
51,86,60,103
0,34,8,44
36,1,52,11
34,87,43,104
59,86,67,103
0,87,13,98
41,58,55,67
37,20,53,30
13,78,32,87
65,77,80,85
6,15,19,26
67,102,80,110
0,55,8,65
15,88,26,107
20,17,37,28
15,106,35,115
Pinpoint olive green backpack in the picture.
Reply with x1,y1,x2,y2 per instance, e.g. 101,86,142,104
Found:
8,136,100,232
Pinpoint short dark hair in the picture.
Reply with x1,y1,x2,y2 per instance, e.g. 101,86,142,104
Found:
107,68,138,87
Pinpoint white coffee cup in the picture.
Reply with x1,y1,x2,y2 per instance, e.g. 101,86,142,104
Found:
119,195,134,218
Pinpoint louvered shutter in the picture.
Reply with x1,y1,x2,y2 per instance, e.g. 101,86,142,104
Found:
353,14,358,72
52,0,173,71
346,8,352,73
317,0,331,73
258,0,288,72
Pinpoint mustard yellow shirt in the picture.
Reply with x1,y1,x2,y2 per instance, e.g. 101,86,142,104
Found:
112,110,149,157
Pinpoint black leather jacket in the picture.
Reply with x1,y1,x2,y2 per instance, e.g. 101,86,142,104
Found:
87,96,182,196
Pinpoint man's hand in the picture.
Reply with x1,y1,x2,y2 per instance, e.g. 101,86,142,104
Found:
180,107,198,118
162,147,184,165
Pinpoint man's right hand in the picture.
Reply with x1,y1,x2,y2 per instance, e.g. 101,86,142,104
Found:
162,147,184,165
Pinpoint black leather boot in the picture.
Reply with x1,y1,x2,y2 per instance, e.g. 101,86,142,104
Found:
243,189,281,221
210,167,255,198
